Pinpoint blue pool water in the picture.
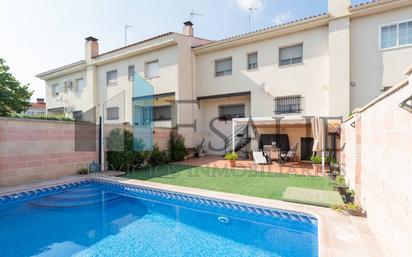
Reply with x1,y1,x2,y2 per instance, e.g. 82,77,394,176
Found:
0,180,318,257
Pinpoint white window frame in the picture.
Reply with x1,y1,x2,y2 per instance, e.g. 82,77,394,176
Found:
106,70,118,86
145,60,159,79
215,57,232,77
128,65,135,81
106,107,119,120
247,52,258,70
379,19,412,50
279,43,303,67
75,78,84,93
52,83,60,97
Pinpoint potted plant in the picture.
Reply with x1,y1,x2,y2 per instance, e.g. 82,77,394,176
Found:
225,152,238,168
344,203,365,217
310,156,322,173
334,175,349,196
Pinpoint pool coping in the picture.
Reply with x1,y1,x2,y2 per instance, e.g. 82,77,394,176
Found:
0,175,385,257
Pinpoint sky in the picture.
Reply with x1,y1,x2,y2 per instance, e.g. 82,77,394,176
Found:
0,0,368,101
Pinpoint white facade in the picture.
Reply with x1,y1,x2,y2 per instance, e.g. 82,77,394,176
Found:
37,0,412,154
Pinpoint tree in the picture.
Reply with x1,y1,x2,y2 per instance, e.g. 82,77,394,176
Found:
0,58,33,116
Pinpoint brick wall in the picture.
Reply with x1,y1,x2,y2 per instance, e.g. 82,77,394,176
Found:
341,73,412,257
0,118,98,187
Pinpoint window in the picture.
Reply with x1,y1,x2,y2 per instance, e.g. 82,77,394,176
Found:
128,65,135,81
279,44,303,66
274,95,302,114
153,106,172,121
106,107,119,120
218,104,245,120
75,78,84,92
106,70,117,85
381,21,412,49
399,21,412,46
52,84,60,97
145,60,159,79
247,52,258,70
215,58,232,76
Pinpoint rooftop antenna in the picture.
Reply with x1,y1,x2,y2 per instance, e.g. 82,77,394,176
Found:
248,6,257,32
190,9,203,21
124,25,133,46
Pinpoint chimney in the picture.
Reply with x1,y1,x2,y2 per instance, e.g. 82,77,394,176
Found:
328,0,350,17
36,98,45,104
85,36,99,64
183,21,194,37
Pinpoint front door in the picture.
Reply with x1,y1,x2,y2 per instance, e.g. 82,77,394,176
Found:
300,137,314,160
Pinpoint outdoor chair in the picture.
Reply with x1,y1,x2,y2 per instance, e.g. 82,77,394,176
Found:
280,143,298,164
253,150,268,165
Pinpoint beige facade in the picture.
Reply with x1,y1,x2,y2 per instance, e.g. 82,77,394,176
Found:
37,0,412,154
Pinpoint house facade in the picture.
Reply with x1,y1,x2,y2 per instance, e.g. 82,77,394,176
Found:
24,98,46,116
37,0,412,156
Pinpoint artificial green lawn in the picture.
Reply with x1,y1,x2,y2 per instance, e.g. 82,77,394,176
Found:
123,164,334,201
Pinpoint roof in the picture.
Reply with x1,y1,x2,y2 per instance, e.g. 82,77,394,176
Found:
36,60,86,79
29,102,46,109
350,0,378,8
97,32,175,57
37,32,211,78
192,13,329,49
97,32,211,57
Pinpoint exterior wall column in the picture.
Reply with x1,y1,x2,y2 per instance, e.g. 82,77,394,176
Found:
328,17,350,117
328,0,350,117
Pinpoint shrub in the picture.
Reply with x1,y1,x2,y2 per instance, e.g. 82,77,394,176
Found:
224,152,238,161
147,145,169,166
310,155,322,164
78,167,89,175
169,132,186,161
106,128,147,171
335,175,346,186
9,113,74,121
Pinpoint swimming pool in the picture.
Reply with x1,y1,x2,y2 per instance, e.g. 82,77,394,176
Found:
0,179,318,257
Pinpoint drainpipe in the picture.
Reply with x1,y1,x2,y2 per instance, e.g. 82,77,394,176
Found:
232,119,235,152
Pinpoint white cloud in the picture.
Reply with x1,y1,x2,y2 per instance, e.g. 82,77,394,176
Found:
235,0,263,12
272,11,293,25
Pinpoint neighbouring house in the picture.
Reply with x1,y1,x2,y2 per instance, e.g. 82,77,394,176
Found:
36,0,412,157
24,98,46,116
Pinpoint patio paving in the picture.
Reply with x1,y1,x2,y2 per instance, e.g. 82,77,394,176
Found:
175,155,326,176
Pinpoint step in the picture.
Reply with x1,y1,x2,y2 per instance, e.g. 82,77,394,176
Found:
30,194,121,208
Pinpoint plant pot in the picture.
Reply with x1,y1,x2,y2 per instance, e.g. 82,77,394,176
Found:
345,208,365,217
228,160,236,168
312,164,322,173
334,185,349,196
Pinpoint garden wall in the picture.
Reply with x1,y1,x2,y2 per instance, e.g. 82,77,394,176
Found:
0,118,98,187
341,66,412,257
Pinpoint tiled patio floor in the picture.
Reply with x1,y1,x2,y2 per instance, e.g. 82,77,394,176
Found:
175,155,327,176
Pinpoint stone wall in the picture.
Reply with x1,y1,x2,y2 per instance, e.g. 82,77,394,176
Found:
341,68,412,257
0,118,98,187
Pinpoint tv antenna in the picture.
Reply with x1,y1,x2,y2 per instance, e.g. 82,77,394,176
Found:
124,25,133,46
248,6,257,32
190,10,203,21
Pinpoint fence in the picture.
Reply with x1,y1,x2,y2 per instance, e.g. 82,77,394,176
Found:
0,118,98,187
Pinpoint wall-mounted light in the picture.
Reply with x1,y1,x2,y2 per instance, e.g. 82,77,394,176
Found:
399,95,412,113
